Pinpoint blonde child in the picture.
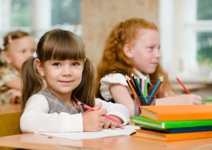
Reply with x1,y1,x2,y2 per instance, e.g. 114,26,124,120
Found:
95,18,203,116
20,29,130,133
0,30,36,103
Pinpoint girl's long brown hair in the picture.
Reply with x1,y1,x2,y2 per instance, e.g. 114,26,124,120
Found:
95,18,174,98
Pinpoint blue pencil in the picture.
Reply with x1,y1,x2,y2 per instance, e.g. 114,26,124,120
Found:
147,76,164,104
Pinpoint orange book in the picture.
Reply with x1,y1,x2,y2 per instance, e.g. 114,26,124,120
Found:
133,129,212,141
140,105,212,121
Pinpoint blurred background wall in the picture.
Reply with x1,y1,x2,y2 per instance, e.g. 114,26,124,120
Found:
0,0,212,98
81,0,159,68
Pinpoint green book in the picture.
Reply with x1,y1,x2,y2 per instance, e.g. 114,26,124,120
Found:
131,116,212,129
204,97,212,105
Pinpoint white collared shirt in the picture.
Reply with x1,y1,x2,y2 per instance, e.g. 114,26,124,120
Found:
100,69,151,101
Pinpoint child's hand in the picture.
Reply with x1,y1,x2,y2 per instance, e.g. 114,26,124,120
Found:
82,102,107,132
6,89,22,103
175,94,203,105
102,116,124,129
157,94,203,105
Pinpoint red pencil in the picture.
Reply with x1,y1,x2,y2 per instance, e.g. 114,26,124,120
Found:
77,101,121,124
176,77,191,94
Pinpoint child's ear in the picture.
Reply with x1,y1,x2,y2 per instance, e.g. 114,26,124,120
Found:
34,59,45,76
3,52,12,64
123,44,133,58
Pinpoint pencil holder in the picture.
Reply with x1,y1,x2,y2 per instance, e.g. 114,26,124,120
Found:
134,96,156,116
134,97,141,116
146,96,156,105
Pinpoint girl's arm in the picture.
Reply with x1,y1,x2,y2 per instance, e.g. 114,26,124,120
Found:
99,73,133,116
6,78,22,90
20,94,83,133
95,97,130,125
155,94,203,105
110,84,135,116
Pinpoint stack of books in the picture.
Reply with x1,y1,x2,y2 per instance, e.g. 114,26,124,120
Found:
131,105,212,141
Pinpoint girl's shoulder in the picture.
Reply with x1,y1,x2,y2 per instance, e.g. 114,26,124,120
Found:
26,93,49,109
28,93,47,102
99,73,129,101
100,72,126,83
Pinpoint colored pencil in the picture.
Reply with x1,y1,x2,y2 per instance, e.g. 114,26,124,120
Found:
77,101,121,124
147,76,164,104
176,77,191,94
154,76,164,95
131,74,146,105
143,78,147,99
126,75,141,107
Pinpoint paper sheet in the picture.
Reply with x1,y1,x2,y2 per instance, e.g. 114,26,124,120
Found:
39,125,139,140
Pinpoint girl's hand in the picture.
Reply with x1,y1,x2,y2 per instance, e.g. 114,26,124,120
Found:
156,94,203,105
174,94,203,105
6,89,22,103
82,102,107,132
102,116,124,129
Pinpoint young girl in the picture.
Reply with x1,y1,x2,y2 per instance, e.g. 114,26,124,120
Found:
0,30,36,103
95,18,203,116
20,29,129,133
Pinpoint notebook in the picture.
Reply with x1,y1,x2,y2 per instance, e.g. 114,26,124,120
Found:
140,105,212,121
131,115,212,129
140,126,212,133
133,129,212,141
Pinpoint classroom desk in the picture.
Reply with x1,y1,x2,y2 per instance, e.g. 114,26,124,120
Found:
0,133,212,150
0,104,21,137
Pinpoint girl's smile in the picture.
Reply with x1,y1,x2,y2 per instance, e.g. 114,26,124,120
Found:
58,80,74,85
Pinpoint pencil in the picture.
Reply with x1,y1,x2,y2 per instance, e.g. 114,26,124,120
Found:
131,74,146,105
143,78,147,98
155,76,164,94
147,76,164,104
77,101,121,124
126,75,141,107
176,77,191,94
140,77,142,88
129,74,141,98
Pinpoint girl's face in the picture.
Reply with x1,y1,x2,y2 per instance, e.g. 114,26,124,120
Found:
4,36,36,71
38,59,84,101
125,29,161,75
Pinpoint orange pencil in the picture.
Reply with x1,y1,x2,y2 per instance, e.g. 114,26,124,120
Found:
126,75,141,107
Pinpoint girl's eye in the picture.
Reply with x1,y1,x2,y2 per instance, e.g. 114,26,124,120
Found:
72,62,80,66
149,46,154,50
146,47,153,51
52,62,61,67
21,49,26,53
